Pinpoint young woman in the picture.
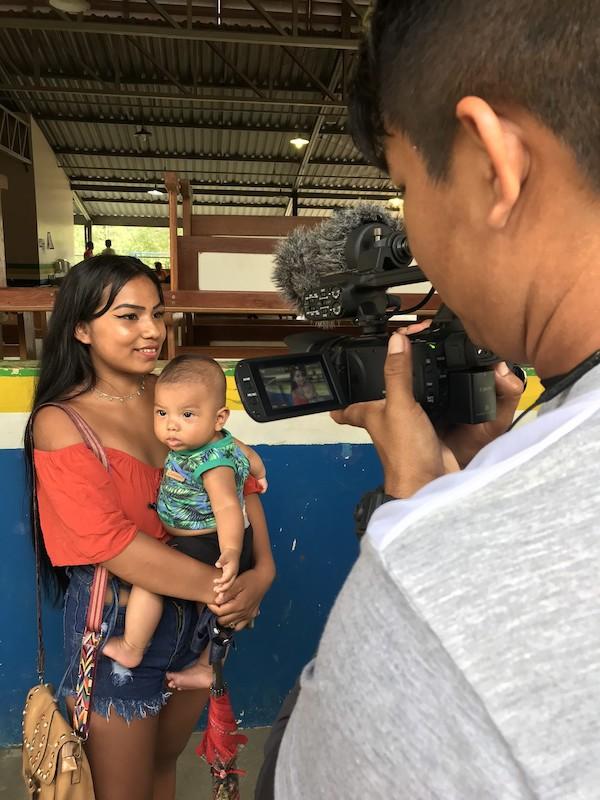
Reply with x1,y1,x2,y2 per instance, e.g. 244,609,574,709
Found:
25,255,275,800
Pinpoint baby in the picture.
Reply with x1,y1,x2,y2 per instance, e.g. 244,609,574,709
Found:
103,355,267,688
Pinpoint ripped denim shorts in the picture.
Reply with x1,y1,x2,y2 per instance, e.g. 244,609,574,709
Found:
59,566,211,722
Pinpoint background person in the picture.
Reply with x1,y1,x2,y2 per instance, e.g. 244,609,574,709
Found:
270,1,600,798
83,240,94,259
27,255,275,800
101,239,116,255
154,261,169,283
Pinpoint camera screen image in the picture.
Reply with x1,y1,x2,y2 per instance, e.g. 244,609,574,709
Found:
258,361,335,410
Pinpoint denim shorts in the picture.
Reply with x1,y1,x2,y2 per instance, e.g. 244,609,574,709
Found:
59,566,210,722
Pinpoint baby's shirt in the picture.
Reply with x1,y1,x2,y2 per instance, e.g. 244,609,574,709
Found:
157,430,250,531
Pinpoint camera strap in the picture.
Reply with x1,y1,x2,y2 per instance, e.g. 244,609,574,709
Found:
509,349,600,431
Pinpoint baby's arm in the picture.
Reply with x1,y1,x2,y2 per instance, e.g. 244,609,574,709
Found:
233,437,268,492
203,466,245,593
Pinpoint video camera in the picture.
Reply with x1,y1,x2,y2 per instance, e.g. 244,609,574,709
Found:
235,210,500,425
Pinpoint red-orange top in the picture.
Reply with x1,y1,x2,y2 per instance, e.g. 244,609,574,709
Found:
34,444,167,566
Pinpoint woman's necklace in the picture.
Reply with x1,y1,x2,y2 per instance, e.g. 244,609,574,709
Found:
94,378,146,403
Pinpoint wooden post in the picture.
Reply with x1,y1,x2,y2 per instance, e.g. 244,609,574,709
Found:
165,171,179,290
180,178,193,237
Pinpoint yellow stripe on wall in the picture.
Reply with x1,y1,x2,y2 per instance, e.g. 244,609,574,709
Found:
0,376,35,413
0,369,543,415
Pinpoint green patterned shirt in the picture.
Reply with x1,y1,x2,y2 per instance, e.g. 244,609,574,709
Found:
157,430,250,530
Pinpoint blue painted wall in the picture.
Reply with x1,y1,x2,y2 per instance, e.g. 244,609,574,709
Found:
0,443,381,745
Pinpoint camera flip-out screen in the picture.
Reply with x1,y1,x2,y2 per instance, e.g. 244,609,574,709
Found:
235,353,344,422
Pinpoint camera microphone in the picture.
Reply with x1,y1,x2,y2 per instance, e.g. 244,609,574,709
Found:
273,203,408,314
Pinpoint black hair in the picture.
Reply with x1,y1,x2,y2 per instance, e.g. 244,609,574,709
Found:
85,241,93,249
105,239,112,247
24,255,164,602
157,355,226,405
349,0,600,187
290,364,308,391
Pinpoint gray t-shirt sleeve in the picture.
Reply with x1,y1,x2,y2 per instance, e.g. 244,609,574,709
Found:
275,539,535,800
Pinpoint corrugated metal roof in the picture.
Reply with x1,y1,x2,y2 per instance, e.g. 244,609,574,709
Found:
0,1,393,222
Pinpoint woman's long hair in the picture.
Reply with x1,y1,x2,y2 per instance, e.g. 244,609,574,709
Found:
24,255,164,602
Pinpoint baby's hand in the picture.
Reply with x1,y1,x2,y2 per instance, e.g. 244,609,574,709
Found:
257,476,268,493
214,548,240,594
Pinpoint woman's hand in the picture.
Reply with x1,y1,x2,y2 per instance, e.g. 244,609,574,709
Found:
207,565,274,629
331,325,524,498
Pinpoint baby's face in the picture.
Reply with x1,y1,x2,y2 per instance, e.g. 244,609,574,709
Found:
154,381,224,451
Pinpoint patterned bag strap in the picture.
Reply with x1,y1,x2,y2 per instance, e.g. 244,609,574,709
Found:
30,402,110,739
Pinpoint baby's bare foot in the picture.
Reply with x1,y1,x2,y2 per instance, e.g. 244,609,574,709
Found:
102,636,145,669
166,659,213,691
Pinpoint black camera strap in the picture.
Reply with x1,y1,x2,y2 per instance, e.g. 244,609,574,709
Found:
509,349,600,431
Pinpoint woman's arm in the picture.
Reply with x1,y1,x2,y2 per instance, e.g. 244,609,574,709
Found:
207,492,275,627
102,534,219,603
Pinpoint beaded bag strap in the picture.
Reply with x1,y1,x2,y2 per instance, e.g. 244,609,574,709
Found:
29,403,110,740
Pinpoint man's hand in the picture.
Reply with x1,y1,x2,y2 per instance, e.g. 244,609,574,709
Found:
331,325,524,498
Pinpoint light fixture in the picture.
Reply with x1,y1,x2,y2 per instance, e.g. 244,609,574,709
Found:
49,0,90,12
387,194,403,210
134,126,152,147
148,186,165,197
290,136,310,150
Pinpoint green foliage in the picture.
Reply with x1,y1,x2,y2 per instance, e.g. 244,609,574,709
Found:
73,225,177,266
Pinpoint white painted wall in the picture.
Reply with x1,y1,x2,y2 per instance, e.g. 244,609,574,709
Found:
31,120,74,268
198,252,277,291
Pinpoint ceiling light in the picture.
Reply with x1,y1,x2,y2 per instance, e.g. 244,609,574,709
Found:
387,195,403,210
290,136,310,150
49,0,90,12
148,187,165,197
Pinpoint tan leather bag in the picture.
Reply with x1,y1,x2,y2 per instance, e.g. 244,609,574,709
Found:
22,684,95,799
22,405,111,799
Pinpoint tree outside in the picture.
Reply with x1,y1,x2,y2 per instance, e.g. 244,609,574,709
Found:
73,225,178,267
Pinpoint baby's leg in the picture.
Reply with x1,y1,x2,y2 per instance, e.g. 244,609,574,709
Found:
165,645,213,691
102,586,164,669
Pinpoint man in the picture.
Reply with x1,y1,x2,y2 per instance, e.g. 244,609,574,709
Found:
101,239,116,255
271,1,600,798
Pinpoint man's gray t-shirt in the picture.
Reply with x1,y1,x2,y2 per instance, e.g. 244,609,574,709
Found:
275,367,600,799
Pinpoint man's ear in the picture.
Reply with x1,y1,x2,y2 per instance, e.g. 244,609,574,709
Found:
74,321,91,345
215,406,230,431
456,96,530,229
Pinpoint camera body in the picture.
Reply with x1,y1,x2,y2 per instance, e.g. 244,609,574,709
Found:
235,221,500,424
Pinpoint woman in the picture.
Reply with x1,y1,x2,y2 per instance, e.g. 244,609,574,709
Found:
25,255,275,800
290,364,318,406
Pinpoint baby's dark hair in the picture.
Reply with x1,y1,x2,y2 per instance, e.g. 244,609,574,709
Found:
349,0,600,189
157,355,227,406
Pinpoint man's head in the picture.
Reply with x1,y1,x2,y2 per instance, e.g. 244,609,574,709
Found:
349,1,600,368
105,239,112,248
154,355,229,451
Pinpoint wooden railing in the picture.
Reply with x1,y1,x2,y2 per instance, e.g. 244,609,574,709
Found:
0,287,440,361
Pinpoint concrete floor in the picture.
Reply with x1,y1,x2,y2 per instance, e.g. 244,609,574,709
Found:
0,727,270,799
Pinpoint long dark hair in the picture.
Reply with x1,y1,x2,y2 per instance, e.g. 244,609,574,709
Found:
24,255,164,602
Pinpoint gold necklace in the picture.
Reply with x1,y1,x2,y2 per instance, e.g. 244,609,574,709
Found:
94,378,145,403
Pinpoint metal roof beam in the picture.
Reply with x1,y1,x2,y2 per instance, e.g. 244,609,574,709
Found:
34,112,347,136
204,41,266,99
56,147,370,167
70,176,393,193
0,17,361,50
55,147,306,164
76,186,398,201
0,102,31,163
0,82,346,110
